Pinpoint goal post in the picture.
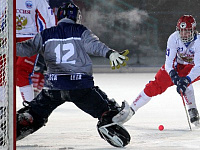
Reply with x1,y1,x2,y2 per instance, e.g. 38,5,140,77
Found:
0,0,16,149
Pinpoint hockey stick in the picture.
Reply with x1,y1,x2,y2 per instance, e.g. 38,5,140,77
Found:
180,91,192,131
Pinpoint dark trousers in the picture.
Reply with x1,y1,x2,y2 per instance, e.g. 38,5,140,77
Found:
29,86,110,120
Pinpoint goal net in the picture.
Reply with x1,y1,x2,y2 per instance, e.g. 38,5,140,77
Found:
0,0,16,149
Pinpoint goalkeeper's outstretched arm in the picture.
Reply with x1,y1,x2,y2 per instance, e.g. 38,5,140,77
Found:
16,33,43,57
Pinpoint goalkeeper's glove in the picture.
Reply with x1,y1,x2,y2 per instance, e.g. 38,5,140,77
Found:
106,49,129,70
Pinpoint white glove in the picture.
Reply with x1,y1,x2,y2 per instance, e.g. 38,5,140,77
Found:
108,49,129,70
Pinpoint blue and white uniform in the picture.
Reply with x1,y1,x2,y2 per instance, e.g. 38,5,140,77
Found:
16,18,114,122
17,18,110,90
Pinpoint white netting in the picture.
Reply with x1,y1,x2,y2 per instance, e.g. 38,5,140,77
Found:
0,0,9,148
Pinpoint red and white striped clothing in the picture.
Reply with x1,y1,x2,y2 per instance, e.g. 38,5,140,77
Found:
16,0,55,38
165,31,200,82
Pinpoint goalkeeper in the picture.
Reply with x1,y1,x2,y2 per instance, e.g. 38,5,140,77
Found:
16,2,132,148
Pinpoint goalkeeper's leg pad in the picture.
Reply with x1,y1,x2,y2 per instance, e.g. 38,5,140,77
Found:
17,107,47,141
97,122,131,147
112,100,135,125
97,110,131,147
17,112,34,141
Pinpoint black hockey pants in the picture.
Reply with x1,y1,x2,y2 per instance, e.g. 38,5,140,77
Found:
17,86,120,140
28,86,111,120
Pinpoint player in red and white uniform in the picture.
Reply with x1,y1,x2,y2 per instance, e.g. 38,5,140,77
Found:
16,0,55,102
130,15,200,126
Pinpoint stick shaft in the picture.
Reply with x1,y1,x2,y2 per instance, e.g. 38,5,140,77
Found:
180,91,192,131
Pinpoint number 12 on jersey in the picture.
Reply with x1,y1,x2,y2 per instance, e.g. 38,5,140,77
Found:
54,43,76,64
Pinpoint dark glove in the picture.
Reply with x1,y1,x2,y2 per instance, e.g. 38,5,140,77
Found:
106,49,129,70
169,69,180,85
177,76,191,95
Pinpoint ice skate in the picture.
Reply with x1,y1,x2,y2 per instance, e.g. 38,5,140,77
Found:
188,108,200,126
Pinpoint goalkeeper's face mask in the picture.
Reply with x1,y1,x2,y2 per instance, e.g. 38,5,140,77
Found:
57,2,82,24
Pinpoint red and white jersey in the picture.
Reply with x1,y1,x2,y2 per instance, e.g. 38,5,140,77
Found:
16,0,55,38
165,31,200,81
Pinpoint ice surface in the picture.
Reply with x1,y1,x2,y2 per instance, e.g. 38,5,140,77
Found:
16,73,200,150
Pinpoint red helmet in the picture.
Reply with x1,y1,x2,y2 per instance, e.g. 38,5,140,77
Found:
176,15,196,43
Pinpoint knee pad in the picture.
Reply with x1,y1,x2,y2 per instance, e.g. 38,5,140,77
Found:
17,107,48,141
